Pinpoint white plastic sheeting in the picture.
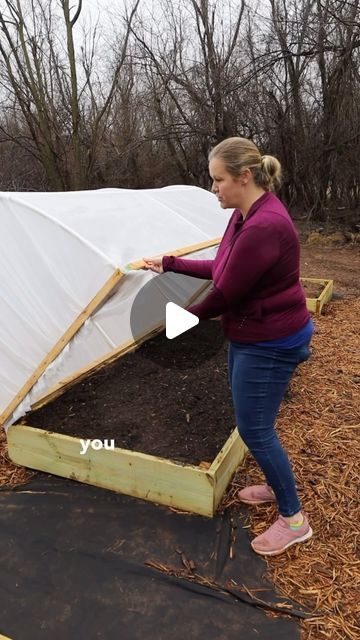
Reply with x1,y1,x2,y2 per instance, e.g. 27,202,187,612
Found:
0,186,231,429
0,194,115,424
15,187,225,266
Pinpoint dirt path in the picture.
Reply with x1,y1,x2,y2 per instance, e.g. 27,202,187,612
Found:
300,244,360,298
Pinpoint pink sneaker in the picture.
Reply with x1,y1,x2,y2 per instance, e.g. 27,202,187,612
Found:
251,514,313,556
237,484,277,505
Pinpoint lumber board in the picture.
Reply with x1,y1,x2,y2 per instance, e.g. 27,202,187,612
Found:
0,635,13,640
316,278,333,314
31,280,211,412
210,429,247,512
7,424,216,517
127,237,221,270
0,269,123,428
32,325,162,412
300,277,330,284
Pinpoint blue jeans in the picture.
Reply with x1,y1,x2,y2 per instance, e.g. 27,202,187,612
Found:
228,342,311,517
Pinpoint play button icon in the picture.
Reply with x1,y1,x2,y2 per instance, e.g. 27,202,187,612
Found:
166,302,199,339
129,273,225,369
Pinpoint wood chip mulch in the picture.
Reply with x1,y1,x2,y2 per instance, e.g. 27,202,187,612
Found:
0,428,35,488
223,298,360,640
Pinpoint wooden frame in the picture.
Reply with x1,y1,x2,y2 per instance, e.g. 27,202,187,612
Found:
7,424,246,517
301,277,333,314
126,237,221,270
6,236,247,518
1,237,221,429
29,238,221,412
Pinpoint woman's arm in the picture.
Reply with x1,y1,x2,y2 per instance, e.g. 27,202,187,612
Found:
143,211,239,280
162,255,213,280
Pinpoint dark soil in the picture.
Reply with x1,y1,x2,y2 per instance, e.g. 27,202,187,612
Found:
24,321,235,466
301,281,324,299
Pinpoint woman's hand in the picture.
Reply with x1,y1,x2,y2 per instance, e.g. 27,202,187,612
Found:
142,256,164,274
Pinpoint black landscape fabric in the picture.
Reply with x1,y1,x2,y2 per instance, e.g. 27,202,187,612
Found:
0,475,305,640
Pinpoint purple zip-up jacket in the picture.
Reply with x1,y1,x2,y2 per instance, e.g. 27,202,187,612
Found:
162,191,310,343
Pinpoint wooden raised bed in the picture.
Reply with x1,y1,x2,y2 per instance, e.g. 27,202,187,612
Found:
301,277,333,314
7,424,245,518
8,321,246,518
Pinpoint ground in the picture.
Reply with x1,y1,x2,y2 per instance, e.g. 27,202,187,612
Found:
300,242,360,299
1,236,360,640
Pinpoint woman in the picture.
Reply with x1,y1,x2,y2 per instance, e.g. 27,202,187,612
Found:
143,137,313,556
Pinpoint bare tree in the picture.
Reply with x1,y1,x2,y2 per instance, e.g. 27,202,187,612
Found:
0,0,140,190
0,0,359,223
315,0,360,213
128,0,245,186
244,0,360,216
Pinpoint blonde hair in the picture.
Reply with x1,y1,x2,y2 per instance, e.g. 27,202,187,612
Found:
209,137,282,191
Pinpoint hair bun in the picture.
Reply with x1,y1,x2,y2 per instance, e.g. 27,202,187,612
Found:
261,154,282,190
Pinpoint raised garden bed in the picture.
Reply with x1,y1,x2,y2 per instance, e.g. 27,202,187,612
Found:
8,321,246,517
22,321,234,465
301,277,333,314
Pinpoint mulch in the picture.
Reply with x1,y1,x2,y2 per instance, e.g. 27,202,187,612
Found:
0,428,35,486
